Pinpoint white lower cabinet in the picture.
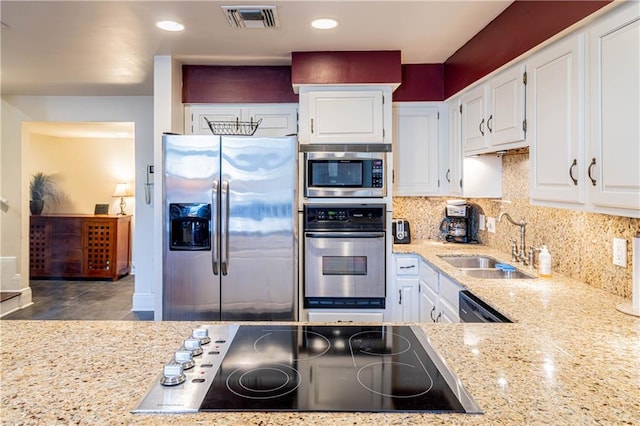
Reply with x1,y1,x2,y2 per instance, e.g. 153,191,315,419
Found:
392,255,420,322
392,254,462,323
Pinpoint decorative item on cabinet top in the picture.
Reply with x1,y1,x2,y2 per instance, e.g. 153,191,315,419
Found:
204,116,262,136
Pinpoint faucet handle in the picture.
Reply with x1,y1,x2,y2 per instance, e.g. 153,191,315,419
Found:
511,240,518,260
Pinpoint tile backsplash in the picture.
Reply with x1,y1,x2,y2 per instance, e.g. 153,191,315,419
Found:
393,152,639,299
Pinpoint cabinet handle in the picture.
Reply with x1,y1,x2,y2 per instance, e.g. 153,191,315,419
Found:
399,264,415,269
446,169,451,183
588,158,597,186
430,306,436,322
310,118,314,134
398,289,402,305
569,159,578,185
479,118,485,136
487,115,493,133
435,312,442,323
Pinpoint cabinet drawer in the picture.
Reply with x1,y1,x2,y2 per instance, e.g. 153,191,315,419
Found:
51,220,82,234
395,256,419,275
419,261,439,292
50,260,83,275
51,234,83,249
51,247,83,261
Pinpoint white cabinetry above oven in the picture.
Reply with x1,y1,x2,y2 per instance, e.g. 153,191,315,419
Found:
298,86,392,145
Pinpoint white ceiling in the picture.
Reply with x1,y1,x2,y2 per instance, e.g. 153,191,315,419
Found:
1,0,513,97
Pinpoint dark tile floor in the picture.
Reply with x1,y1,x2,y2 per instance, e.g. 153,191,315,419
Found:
1,275,153,321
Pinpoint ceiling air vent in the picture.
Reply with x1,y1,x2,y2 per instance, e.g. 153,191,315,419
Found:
221,5,280,29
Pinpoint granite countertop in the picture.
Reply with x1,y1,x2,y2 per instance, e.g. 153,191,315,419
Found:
1,241,639,424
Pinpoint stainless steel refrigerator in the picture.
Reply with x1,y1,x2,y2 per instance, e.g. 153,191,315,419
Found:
163,134,298,321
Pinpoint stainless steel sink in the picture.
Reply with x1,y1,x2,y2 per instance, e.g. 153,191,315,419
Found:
437,254,537,280
462,268,537,279
438,255,499,269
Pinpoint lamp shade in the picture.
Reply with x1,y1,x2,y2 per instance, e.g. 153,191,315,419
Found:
112,182,133,197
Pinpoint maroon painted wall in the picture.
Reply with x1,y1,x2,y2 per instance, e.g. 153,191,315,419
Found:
182,65,298,103
291,51,401,86
183,2,613,103
393,64,444,102
444,0,612,99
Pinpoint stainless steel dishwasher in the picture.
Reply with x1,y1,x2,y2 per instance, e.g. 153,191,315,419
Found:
459,290,512,323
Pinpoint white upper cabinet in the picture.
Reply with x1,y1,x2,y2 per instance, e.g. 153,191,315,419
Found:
185,104,298,137
446,97,502,198
298,86,392,144
461,66,527,155
588,4,640,216
528,3,639,218
487,65,527,147
446,98,464,195
461,85,487,153
392,103,441,195
528,34,585,205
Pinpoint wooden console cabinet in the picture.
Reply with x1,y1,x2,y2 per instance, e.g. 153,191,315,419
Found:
29,215,132,281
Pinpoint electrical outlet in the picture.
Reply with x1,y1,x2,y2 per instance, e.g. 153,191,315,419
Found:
479,214,486,231
486,217,496,233
613,238,627,267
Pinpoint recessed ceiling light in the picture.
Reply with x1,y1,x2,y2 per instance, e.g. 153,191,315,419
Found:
157,21,185,32
311,18,339,30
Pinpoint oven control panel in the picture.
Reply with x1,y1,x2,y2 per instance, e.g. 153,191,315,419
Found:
304,204,386,231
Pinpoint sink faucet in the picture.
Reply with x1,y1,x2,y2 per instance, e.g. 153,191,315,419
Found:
497,212,528,265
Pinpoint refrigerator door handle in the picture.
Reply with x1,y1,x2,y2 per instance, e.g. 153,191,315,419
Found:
212,178,220,275
221,179,230,276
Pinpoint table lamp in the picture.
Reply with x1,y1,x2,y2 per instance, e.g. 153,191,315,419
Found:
112,182,133,215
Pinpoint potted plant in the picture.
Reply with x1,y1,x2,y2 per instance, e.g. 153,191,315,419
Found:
29,172,59,215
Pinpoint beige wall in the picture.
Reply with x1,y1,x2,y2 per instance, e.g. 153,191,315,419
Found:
393,152,640,299
29,133,135,215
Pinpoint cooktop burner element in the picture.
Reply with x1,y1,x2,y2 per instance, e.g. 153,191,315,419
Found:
133,325,481,414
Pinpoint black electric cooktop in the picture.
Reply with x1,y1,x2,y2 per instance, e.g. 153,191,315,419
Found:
133,325,481,414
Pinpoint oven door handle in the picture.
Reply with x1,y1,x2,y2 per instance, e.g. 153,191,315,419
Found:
305,232,385,238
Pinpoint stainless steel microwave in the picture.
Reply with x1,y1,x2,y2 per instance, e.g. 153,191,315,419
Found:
304,151,386,198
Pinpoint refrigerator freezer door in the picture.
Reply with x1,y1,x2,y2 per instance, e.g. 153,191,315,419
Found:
220,136,298,320
163,135,222,320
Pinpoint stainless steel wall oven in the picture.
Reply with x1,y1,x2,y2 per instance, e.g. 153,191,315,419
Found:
303,204,386,309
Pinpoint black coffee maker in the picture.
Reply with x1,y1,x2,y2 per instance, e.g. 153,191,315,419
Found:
440,201,478,243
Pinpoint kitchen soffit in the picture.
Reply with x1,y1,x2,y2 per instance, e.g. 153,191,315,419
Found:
0,1,512,96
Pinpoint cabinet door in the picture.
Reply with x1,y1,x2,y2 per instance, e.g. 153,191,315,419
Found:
185,106,241,134
439,274,462,317
246,106,298,137
528,34,585,204
589,5,640,216
487,65,526,147
447,99,463,195
308,91,384,143
461,85,488,153
392,104,439,195
29,218,51,275
396,279,419,322
83,220,115,278
419,280,437,323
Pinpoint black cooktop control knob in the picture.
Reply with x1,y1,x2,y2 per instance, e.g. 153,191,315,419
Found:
160,362,186,386
192,327,211,345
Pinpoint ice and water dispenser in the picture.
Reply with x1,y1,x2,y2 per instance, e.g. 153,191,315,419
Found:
169,203,211,251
